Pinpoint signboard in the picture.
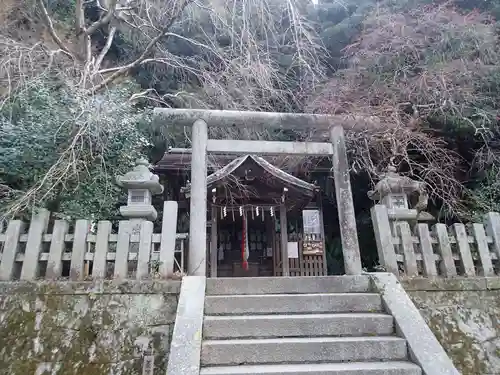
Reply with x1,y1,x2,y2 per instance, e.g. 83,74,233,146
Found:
302,209,324,255
287,242,299,258
303,209,321,239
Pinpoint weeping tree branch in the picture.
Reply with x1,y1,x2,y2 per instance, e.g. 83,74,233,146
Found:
36,0,325,107
309,4,498,216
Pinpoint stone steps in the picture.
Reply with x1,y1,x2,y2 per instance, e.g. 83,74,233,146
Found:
201,276,422,375
206,276,371,295
204,293,383,315
199,361,423,375
201,336,409,366
203,313,394,339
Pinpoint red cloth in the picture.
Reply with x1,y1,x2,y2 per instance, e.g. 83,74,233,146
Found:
241,212,249,270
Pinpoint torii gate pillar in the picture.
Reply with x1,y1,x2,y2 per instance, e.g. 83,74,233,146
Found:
330,126,361,274
188,119,209,276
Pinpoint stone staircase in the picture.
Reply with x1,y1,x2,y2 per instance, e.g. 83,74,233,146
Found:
199,276,422,375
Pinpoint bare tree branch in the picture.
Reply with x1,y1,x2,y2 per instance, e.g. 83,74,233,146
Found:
1,0,328,218
94,26,117,72
92,28,168,92
86,0,118,35
75,0,86,35
92,0,195,92
36,0,76,59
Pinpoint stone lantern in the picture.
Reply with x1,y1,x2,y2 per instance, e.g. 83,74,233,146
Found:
368,164,433,231
116,158,164,233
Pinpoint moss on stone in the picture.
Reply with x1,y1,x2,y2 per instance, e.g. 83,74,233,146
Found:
0,281,178,375
427,312,487,375
408,287,500,375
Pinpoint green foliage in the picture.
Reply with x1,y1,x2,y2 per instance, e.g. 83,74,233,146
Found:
47,0,77,23
462,166,500,221
0,77,151,220
310,0,373,68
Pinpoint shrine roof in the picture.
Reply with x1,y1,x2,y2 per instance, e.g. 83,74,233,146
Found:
183,155,318,203
154,152,331,173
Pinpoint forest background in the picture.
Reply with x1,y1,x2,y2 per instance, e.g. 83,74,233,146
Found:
1,0,500,271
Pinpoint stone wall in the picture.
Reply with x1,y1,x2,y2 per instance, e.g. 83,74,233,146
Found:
0,280,181,375
403,277,500,375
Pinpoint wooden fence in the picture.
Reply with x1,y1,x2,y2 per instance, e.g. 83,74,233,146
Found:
273,236,326,277
0,202,187,281
372,205,500,277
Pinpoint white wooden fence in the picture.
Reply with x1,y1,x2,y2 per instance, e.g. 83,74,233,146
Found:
0,201,186,281
372,205,500,277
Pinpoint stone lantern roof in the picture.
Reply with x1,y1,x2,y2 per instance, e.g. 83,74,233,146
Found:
368,164,429,213
368,165,426,200
116,158,164,195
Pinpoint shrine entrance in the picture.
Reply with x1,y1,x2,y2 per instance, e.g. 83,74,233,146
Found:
215,213,272,277
153,109,365,276
181,154,327,277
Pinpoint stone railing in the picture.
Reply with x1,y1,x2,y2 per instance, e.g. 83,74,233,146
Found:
0,202,186,281
372,204,500,278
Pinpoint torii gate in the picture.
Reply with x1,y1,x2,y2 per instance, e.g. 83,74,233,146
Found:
153,109,380,276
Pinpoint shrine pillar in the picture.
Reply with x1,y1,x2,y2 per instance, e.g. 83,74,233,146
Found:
210,204,218,278
280,205,290,276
